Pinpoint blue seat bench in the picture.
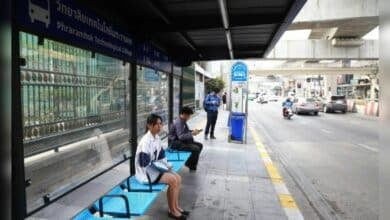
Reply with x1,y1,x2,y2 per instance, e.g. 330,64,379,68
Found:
73,208,132,220
73,149,191,219
171,160,186,172
73,186,158,219
93,186,158,217
121,176,167,192
165,148,191,162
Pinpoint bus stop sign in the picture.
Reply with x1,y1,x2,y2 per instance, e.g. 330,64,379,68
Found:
231,62,248,81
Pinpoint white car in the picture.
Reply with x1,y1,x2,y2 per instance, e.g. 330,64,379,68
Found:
256,94,269,104
268,95,279,102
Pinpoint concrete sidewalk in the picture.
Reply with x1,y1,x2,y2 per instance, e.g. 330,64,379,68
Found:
142,110,291,220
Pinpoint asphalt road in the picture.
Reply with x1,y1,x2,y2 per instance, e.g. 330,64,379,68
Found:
248,100,378,220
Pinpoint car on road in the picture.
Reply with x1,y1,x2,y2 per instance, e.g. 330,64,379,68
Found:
323,95,348,113
314,97,326,112
292,97,320,115
268,95,279,102
248,93,257,101
256,93,269,104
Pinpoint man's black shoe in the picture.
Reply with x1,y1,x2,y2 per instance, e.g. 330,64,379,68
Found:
185,164,197,172
210,136,216,139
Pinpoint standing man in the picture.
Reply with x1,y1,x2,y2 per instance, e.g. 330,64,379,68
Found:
222,92,227,110
204,89,221,140
168,107,203,172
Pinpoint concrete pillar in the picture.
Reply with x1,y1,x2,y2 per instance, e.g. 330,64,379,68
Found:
342,60,351,68
325,75,338,97
370,77,379,100
295,78,305,97
293,0,378,22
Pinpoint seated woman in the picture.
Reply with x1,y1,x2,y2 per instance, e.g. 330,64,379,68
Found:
135,114,189,220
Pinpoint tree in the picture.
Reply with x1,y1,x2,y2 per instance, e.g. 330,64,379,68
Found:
205,77,225,94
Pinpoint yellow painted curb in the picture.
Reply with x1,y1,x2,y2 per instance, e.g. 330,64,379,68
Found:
279,194,299,209
249,125,303,218
271,178,284,184
256,142,265,148
265,163,283,180
260,151,270,158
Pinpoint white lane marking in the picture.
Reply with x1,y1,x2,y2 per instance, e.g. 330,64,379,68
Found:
356,143,378,153
321,129,331,134
284,209,305,220
274,182,290,195
262,157,273,164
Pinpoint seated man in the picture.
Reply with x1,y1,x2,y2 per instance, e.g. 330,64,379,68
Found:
168,107,203,172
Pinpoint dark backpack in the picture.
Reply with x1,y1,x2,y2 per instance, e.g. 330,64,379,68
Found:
203,99,208,111
203,96,209,112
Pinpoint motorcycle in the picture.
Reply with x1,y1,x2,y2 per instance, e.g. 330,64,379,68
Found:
283,108,293,120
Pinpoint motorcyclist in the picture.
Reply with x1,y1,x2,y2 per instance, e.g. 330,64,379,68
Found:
282,97,293,116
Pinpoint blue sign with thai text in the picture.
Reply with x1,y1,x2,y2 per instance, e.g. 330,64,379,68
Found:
136,43,172,73
16,0,172,73
16,0,134,60
231,62,248,81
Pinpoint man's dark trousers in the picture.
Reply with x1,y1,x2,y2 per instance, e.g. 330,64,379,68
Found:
171,141,203,169
205,111,218,137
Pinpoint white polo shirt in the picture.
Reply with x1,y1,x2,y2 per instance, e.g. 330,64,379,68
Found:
135,131,171,183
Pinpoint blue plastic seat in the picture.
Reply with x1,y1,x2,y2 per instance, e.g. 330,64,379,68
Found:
171,160,186,172
121,176,167,192
165,150,191,162
94,186,158,217
72,208,131,220
181,152,191,161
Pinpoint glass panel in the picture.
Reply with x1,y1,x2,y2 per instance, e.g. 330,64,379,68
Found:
173,77,181,119
182,65,195,108
156,71,169,133
20,32,130,212
136,66,169,138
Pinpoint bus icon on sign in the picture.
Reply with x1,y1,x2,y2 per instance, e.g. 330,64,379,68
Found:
231,62,248,81
29,0,50,28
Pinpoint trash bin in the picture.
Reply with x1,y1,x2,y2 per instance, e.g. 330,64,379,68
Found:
230,112,245,141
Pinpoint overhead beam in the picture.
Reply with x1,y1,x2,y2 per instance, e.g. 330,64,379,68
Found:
143,0,170,24
250,67,377,76
218,0,234,59
235,53,264,58
293,0,378,23
263,0,307,58
143,0,198,55
267,39,378,60
198,44,267,51
129,14,284,34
